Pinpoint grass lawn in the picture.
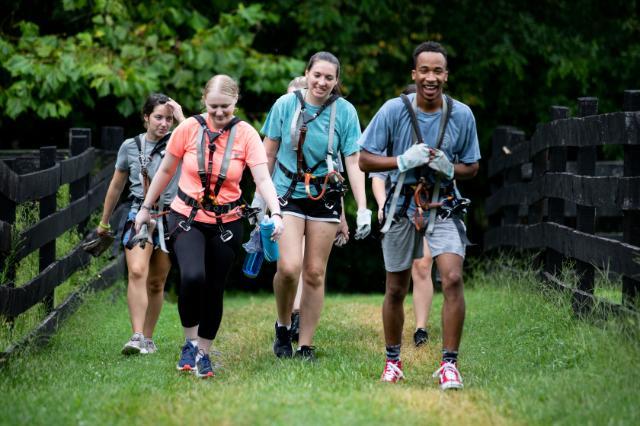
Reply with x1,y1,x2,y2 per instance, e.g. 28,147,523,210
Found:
1,263,638,425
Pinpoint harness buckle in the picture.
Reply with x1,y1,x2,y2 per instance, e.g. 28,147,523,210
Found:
278,196,288,207
178,221,191,232
220,229,233,242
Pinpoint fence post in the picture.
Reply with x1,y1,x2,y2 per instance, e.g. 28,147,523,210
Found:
39,146,57,314
545,106,570,275
488,126,511,229
69,128,91,233
100,126,124,152
504,129,525,225
573,97,598,315
622,90,640,308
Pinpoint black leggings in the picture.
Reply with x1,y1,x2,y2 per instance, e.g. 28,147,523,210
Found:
168,211,243,340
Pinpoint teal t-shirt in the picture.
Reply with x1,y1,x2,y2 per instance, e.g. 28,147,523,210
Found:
261,91,361,199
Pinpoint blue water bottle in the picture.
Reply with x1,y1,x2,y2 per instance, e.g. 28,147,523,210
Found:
242,249,264,279
242,227,264,279
260,217,279,262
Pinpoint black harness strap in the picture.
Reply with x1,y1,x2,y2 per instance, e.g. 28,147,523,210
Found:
278,90,340,206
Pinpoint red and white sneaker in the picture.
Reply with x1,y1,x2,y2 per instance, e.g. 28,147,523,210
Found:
380,359,405,383
433,361,463,390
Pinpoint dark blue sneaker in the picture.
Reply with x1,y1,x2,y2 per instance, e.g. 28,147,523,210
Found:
196,352,214,378
273,322,292,358
176,340,197,371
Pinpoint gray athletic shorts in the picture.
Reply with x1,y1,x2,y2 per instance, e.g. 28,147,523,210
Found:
381,216,466,272
426,216,467,259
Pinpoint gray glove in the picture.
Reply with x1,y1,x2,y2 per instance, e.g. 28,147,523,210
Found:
397,144,431,173
428,149,455,180
354,208,372,240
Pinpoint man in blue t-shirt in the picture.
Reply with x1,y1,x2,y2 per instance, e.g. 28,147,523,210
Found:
358,41,480,389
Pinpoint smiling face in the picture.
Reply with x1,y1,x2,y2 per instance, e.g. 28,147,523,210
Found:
304,60,339,105
144,104,173,141
412,51,448,112
204,90,237,129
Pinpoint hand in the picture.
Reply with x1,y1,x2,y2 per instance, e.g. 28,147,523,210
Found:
397,143,431,173
270,214,284,241
134,208,151,234
354,208,372,240
249,193,267,225
377,207,384,223
96,223,111,237
334,215,349,247
166,98,185,123
428,149,455,180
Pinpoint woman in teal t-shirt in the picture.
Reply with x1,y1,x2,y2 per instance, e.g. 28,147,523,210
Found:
261,51,372,360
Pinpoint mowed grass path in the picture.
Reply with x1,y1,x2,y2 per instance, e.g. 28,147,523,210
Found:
1,265,638,425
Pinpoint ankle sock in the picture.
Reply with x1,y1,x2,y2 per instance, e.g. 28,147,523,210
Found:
277,321,291,330
442,349,458,364
385,344,401,361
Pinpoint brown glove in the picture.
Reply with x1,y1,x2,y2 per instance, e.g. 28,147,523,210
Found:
82,232,115,257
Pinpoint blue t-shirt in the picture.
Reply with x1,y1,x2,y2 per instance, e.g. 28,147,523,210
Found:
358,94,480,216
261,91,361,199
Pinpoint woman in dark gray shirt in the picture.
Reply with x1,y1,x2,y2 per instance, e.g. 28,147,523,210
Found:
97,93,184,355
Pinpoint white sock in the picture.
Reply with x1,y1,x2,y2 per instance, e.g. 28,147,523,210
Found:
277,321,291,330
189,339,198,348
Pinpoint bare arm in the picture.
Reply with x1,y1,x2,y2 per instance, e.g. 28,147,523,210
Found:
358,149,399,173
249,163,281,216
371,176,387,211
344,152,367,210
97,169,128,235
454,162,479,180
142,152,180,207
263,136,280,175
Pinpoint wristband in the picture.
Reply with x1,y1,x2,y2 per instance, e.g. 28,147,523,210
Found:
272,212,283,219
141,204,152,211
98,221,111,231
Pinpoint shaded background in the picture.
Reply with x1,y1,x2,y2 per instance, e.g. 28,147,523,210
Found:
1,0,638,291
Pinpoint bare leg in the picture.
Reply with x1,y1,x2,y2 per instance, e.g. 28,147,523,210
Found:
292,237,305,312
125,245,154,333
142,250,171,338
411,239,434,329
297,221,338,347
273,215,306,326
435,253,465,351
382,269,412,346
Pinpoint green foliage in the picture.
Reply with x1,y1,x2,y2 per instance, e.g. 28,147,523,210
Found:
0,2,303,121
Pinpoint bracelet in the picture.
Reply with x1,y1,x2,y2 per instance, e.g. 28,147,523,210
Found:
98,221,111,230
140,204,152,211
272,212,283,219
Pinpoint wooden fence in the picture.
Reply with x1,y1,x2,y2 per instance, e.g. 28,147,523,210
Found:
484,90,640,315
0,126,128,362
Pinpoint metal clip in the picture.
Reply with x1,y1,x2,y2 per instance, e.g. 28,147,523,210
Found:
178,221,191,232
278,196,288,207
220,229,233,242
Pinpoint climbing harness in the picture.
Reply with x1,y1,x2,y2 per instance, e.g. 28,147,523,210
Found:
175,114,259,241
128,133,172,252
278,89,347,210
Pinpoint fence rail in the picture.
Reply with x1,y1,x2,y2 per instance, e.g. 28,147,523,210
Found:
484,90,640,314
0,126,126,358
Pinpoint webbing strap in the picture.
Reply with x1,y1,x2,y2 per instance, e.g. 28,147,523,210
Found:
426,95,451,234
381,94,451,234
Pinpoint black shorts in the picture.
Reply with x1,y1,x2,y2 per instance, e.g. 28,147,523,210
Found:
281,197,342,223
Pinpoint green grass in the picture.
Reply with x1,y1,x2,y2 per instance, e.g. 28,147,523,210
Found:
0,184,112,350
1,258,638,425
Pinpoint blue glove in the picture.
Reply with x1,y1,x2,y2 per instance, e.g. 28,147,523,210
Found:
397,144,431,173
428,149,455,180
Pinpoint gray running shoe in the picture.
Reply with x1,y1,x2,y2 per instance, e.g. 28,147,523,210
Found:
144,338,158,354
122,332,148,355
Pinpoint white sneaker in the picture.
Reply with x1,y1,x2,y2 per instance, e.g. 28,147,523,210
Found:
122,332,148,355
433,361,464,390
144,338,157,354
